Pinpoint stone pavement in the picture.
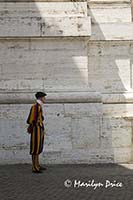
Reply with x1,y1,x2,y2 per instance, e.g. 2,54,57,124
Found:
0,163,133,200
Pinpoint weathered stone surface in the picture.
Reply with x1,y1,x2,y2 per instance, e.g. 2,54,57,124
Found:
0,103,103,164
1,39,133,94
88,3,131,23
0,38,89,91
90,23,133,40
0,2,87,17
88,1,132,40
88,41,133,93
103,103,133,118
0,16,91,37
0,0,133,165
0,101,132,164
88,0,130,4
102,93,133,103
0,2,91,37
0,92,102,104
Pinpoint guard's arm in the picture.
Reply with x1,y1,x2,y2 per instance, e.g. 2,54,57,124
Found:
26,104,38,125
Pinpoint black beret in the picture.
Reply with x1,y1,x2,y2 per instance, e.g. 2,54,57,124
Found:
35,91,47,99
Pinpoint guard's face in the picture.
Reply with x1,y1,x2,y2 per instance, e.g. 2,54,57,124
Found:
40,96,46,103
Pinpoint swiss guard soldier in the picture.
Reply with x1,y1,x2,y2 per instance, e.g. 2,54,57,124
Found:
26,91,47,173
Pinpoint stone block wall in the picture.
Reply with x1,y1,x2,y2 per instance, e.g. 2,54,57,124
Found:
0,0,133,164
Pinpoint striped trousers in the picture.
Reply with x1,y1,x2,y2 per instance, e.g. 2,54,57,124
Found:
30,124,45,155
30,124,45,171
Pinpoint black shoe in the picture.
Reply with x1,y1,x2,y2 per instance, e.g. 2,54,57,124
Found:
32,170,43,173
39,166,47,170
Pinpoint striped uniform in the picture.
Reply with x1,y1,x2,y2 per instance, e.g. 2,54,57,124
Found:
26,102,45,155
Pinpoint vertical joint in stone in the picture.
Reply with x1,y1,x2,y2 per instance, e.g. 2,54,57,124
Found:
131,0,133,22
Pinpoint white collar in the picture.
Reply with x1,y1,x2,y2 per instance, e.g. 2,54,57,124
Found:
36,99,43,106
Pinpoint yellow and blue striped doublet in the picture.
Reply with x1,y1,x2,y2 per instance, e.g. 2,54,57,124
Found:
26,102,45,155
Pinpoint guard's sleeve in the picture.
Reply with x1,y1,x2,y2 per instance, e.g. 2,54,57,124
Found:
26,104,38,125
